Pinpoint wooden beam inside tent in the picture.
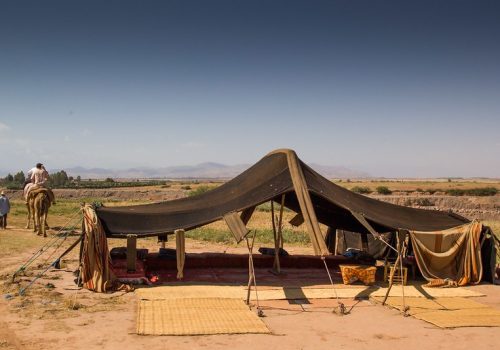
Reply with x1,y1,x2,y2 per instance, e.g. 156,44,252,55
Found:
271,195,286,274
240,206,256,225
224,212,250,243
289,213,304,227
349,211,381,239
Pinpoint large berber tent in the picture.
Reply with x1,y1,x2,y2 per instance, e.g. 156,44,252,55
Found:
78,149,497,292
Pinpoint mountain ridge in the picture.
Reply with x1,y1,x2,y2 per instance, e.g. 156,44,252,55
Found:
56,162,370,179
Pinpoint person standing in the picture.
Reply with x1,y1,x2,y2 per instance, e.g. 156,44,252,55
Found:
0,191,10,229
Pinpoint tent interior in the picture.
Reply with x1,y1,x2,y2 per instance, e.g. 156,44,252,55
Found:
79,149,497,292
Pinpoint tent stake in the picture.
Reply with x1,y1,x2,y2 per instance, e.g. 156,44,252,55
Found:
322,257,346,315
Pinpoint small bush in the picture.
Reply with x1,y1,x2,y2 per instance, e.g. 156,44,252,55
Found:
187,185,216,197
256,202,291,213
350,186,372,194
6,183,22,190
181,185,192,190
376,186,392,195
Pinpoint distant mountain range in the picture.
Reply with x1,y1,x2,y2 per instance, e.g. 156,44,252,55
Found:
60,162,370,180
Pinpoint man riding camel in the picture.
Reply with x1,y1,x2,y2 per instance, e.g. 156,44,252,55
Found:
24,163,55,204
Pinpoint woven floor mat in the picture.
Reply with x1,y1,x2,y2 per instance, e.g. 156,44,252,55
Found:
371,296,489,315
413,308,500,328
136,298,270,335
136,285,377,300
369,285,485,298
136,284,485,301
371,296,500,328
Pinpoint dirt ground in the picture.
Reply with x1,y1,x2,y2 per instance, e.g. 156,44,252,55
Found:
1,227,499,350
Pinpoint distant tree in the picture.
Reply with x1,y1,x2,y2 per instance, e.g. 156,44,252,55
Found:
49,170,69,187
105,177,115,183
5,174,14,182
13,171,25,184
76,175,81,183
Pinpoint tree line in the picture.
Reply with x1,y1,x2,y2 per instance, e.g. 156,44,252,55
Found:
0,170,167,189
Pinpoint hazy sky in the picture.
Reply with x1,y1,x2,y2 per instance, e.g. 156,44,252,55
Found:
1,0,499,177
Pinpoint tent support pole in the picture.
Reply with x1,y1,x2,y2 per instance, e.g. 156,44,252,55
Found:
350,211,408,315
350,211,398,253
272,195,286,274
245,230,264,316
382,230,409,315
271,200,278,273
278,194,285,250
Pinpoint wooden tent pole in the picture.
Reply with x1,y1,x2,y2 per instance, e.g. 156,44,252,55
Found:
272,195,286,273
278,194,285,249
246,230,257,303
382,230,404,306
270,200,279,274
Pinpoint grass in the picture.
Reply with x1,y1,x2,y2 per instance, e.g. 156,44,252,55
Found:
337,179,500,193
0,229,44,259
186,227,310,245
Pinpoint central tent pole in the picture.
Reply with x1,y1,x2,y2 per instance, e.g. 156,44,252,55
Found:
271,195,286,274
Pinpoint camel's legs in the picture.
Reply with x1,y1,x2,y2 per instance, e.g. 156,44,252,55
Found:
25,202,31,229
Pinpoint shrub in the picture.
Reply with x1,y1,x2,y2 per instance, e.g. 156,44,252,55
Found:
187,185,216,197
350,186,372,194
256,202,291,213
376,186,392,195
181,185,192,190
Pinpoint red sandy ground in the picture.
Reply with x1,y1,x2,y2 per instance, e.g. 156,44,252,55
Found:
0,229,499,350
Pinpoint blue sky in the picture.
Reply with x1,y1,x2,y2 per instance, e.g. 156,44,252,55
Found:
1,0,499,177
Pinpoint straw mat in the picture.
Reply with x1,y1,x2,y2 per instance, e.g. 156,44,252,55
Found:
369,285,485,298
413,308,500,328
136,285,243,300
372,296,500,328
136,298,270,335
136,284,485,301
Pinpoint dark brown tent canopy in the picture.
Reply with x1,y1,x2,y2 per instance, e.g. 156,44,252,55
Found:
96,149,469,255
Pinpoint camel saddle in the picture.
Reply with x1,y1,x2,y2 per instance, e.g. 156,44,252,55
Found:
27,186,56,204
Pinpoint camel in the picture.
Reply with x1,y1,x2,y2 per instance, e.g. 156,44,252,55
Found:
25,188,53,237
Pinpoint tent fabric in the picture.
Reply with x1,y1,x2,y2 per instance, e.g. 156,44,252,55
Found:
96,149,469,255
81,204,128,292
409,220,483,286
